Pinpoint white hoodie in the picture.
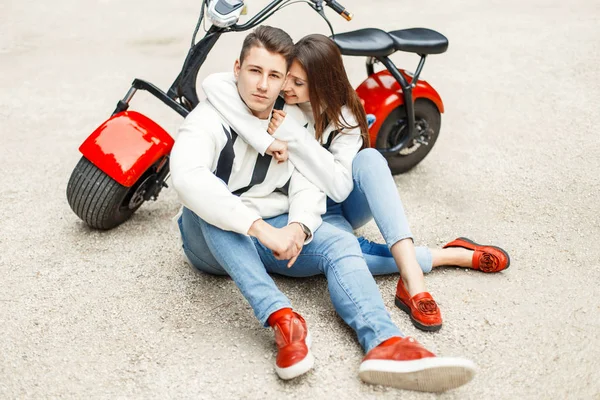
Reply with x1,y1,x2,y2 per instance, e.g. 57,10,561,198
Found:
202,72,364,203
170,100,326,241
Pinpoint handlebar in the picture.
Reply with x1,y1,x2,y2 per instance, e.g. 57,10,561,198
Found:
325,0,353,21
230,0,353,33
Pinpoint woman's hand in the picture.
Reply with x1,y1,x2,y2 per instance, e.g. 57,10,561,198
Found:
268,109,286,135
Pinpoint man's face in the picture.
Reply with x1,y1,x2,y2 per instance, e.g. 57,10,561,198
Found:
234,46,288,119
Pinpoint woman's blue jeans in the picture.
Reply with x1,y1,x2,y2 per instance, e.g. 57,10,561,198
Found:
324,148,433,274
178,207,403,353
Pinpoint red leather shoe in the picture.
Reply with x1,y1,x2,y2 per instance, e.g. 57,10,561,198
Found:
443,237,510,273
359,336,476,392
270,311,314,380
395,280,442,332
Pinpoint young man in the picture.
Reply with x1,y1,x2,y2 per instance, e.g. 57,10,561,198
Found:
171,25,476,392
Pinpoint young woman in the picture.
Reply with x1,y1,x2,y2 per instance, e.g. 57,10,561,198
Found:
202,34,510,332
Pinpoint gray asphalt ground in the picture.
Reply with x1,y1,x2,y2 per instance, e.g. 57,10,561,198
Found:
1,0,599,398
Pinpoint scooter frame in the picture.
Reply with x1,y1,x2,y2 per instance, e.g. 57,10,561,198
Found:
78,0,444,206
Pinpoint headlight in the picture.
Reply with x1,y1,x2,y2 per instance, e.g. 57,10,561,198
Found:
207,0,245,28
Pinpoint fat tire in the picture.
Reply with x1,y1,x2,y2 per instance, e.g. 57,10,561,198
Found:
66,157,144,229
376,99,441,175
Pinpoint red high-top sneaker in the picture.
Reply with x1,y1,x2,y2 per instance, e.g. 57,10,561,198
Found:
395,279,442,332
359,336,476,392
270,310,314,380
443,237,510,273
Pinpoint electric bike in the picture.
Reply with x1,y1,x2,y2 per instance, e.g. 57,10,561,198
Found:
66,0,449,229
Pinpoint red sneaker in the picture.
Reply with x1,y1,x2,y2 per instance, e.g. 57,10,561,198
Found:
270,311,314,380
359,337,476,392
395,280,442,332
443,237,510,273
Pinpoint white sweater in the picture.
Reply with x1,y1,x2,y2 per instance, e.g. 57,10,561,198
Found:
170,100,326,241
202,72,364,203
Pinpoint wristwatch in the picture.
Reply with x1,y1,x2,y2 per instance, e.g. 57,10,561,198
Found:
298,223,312,241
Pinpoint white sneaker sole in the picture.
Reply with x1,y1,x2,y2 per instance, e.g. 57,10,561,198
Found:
359,356,476,392
275,332,314,380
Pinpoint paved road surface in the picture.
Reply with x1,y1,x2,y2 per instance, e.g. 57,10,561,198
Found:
1,0,599,398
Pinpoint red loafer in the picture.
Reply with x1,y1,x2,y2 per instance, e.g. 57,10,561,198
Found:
359,336,476,392
443,237,510,273
395,280,442,332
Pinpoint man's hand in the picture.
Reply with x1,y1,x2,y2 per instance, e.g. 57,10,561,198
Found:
268,109,286,135
280,223,306,268
265,138,288,163
248,220,306,267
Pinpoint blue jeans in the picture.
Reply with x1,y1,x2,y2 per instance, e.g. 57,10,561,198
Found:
178,207,403,353
324,148,433,274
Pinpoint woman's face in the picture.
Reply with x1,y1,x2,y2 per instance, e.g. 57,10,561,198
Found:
283,60,310,104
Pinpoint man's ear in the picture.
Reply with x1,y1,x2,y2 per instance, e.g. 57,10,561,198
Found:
233,59,241,80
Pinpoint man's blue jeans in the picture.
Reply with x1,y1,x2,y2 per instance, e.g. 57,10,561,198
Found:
178,207,403,353
325,148,434,275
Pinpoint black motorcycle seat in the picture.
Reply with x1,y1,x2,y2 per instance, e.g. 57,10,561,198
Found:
388,28,448,55
331,28,395,57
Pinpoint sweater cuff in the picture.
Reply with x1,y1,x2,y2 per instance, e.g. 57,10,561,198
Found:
254,134,276,156
232,204,262,235
288,215,321,245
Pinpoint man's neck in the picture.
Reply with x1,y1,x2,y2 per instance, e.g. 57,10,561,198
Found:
251,100,276,119
252,108,272,120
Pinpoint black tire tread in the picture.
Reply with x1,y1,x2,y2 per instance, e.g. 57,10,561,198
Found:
66,157,140,230
70,157,95,218
82,164,105,224
67,157,87,217
88,166,118,229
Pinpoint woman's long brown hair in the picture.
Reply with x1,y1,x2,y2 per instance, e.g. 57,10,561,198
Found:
294,34,370,148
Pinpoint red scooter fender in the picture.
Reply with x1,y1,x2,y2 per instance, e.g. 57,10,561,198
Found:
355,69,444,147
79,111,174,187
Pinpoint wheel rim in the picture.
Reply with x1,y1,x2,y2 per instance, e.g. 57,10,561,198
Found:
387,118,434,156
124,175,154,210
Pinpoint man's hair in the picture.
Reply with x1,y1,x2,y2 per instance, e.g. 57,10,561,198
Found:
239,26,295,70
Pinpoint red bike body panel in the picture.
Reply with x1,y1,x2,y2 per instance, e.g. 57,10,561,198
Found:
79,111,174,187
356,69,444,146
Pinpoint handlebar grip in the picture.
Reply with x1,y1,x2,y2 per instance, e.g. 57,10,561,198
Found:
327,0,353,21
